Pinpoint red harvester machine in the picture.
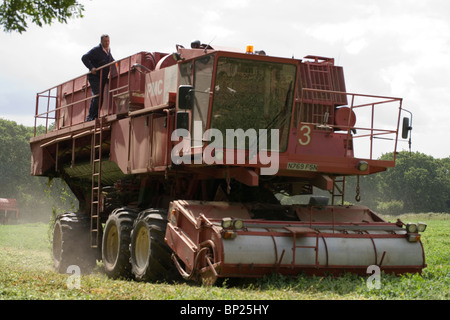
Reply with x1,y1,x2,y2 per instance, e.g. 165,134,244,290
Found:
0,198,19,224
30,41,424,284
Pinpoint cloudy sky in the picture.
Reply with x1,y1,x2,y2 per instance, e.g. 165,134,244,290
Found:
0,0,449,159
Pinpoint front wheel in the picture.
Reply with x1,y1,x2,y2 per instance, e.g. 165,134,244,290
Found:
130,209,180,282
102,207,137,279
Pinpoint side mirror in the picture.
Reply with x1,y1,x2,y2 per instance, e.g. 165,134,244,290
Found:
402,117,412,139
178,85,193,110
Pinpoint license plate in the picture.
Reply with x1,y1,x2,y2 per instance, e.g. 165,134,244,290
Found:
287,162,318,171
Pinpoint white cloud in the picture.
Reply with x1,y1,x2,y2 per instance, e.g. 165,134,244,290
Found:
345,38,369,55
380,63,416,97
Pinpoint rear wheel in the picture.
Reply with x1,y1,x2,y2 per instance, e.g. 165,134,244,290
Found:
102,207,137,278
130,209,180,282
52,212,99,274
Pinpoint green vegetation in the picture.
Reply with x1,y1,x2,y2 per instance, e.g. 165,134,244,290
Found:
0,0,84,33
0,215,448,300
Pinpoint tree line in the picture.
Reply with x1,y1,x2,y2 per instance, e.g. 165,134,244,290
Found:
345,152,450,214
0,119,75,222
0,119,448,222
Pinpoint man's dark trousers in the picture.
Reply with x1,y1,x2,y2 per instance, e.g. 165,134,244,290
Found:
86,75,107,121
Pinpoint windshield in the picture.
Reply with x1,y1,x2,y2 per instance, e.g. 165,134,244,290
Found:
210,57,296,152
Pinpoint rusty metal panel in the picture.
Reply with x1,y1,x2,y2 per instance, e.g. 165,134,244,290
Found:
150,115,170,168
110,52,152,115
165,223,197,272
30,141,54,176
57,75,89,128
130,116,151,171
110,118,130,174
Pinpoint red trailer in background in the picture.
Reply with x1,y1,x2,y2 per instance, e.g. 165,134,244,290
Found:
0,198,19,224
30,41,423,284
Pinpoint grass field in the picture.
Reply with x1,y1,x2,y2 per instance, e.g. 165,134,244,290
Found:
0,213,448,301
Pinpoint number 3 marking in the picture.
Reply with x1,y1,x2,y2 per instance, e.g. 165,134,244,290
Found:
298,125,312,146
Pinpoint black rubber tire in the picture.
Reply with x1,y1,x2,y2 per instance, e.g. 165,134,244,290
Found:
102,207,138,279
52,212,99,274
130,209,180,282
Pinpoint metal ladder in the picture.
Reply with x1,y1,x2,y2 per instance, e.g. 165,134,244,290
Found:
306,62,335,125
285,227,321,268
90,117,103,248
331,176,346,205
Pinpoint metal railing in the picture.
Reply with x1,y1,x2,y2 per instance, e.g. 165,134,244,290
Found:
298,88,404,161
34,55,145,137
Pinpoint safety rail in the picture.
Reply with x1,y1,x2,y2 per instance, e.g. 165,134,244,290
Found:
298,88,403,161
33,53,151,137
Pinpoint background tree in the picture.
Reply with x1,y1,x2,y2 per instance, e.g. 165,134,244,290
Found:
0,119,76,222
347,151,450,214
0,0,84,33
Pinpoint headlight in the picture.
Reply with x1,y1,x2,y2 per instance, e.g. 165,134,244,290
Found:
406,223,418,233
222,217,244,230
417,222,427,232
222,217,232,229
233,219,244,230
357,161,369,171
